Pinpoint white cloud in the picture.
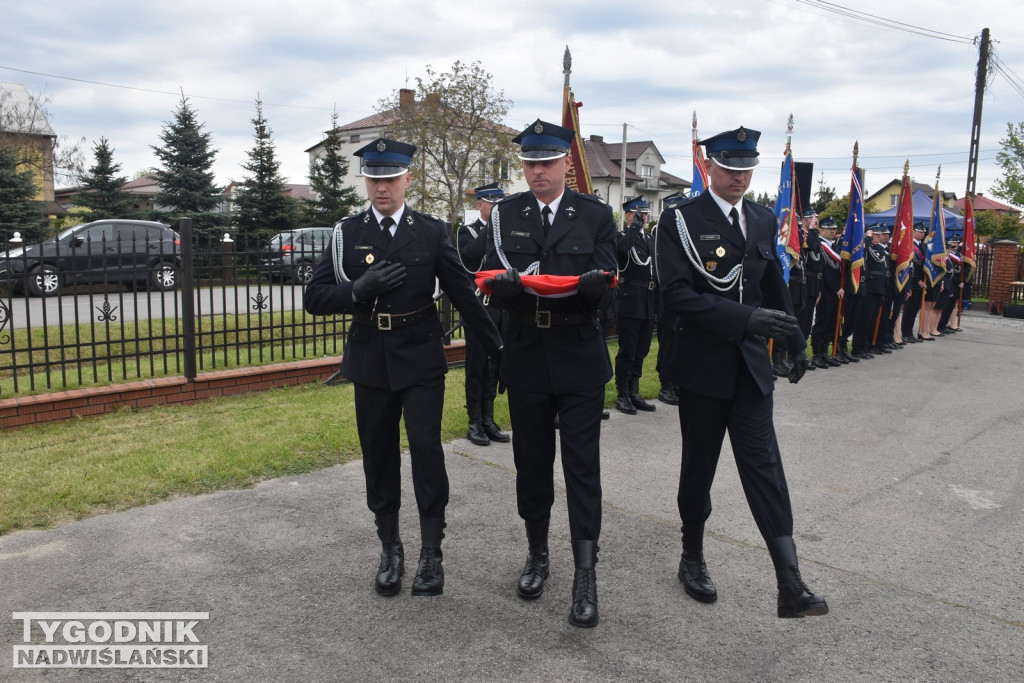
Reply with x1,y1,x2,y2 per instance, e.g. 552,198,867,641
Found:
3,0,1023,204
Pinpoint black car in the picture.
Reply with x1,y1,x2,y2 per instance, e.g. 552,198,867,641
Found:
1,219,181,297
261,227,332,285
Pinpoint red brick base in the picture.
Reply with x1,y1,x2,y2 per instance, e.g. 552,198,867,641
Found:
1,341,467,431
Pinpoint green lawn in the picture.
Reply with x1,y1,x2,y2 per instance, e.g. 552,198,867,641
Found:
0,341,664,536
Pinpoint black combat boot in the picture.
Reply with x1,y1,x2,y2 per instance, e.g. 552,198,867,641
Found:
629,378,657,412
615,380,637,415
677,522,717,603
766,536,829,618
568,540,599,628
517,519,550,600
481,400,510,443
810,350,830,369
658,384,679,405
411,517,445,597
466,404,490,446
374,513,404,597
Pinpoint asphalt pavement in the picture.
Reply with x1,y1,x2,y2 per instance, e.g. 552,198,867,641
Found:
2,309,1022,682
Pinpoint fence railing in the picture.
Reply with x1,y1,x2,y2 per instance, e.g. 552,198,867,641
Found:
1,218,465,397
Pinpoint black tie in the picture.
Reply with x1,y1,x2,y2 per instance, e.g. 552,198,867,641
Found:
542,206,552,239
729,207,742,241
381,216,394,244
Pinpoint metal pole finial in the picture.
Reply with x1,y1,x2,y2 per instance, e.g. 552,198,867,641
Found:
563,46,571,73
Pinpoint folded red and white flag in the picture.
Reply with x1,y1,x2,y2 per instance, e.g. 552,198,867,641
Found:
475,270,618,298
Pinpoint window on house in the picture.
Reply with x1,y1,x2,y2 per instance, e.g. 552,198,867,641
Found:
349,134,360,143
890,194,898,206
641,164,654,178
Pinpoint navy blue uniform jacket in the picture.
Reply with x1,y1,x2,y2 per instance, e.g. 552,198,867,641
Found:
655,191,802,399
484,188,616,394
304,206,502,391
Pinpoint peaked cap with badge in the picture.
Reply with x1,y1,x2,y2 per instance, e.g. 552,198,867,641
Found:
512,119,574,161
354,137,417,178
702,126,761,171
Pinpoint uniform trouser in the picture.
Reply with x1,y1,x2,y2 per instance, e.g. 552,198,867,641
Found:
841,294,861,346
798,289,817,339
938,289,959,329
901,288,924,339
886,292,904,342
507,384,604,541
676,368,794,541
614,315,655,385
354,376,448,518
853,293,882,352
463,307,502,419
810,294,839,354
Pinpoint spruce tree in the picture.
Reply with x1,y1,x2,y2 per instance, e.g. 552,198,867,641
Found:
76,137,133,220
233,97,299,241
305,110,360,225
151,96,224,243
0,144,47,244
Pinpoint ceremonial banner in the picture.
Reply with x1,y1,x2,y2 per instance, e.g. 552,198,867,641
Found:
475,270,617,297
962,196,977,281
562,89,593,194
892,171,915,292
691,137,709,198
773,150,798,283
842,166,866,292
923,186,948,286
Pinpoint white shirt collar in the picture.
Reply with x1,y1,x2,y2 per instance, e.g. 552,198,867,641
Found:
537,190,565,220
708,188,746,238
372,204,406,230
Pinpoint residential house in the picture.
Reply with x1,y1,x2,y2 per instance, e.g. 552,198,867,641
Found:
0,81,60,215
864,179,957,214
952,193,1020,217
304,88,528,220
583,135,690,218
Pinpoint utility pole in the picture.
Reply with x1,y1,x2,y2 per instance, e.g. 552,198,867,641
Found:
965,28,990,199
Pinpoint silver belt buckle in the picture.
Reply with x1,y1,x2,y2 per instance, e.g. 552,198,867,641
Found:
377,313,392,330
648,281,656,290
535,310,552,328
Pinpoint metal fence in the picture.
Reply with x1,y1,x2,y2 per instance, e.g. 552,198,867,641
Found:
1,218,465,397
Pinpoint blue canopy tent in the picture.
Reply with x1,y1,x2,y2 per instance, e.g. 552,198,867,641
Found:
864,189,964,237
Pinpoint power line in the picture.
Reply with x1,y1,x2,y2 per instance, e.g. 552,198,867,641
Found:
791,0,975,44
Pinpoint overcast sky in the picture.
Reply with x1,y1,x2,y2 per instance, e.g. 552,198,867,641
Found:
4,0,1023,207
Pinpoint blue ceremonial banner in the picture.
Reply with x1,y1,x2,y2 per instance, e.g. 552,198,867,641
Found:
842,166,866,293
773,151,795,283
691,137,708,198
924,190,948,286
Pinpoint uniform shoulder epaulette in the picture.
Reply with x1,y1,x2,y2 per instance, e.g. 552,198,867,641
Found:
665,195,697,211
745,200,775,218
410,208,445,225
576,192,607,206
494,191,526,205
338,209,369,226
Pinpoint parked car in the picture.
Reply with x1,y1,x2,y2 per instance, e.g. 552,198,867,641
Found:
0,219,181,297
260,227,332,285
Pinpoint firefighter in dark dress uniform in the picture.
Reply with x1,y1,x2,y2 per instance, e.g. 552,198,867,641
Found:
614,195,658,415
457,182,511,446
482,119,616,628
852,225,891,358
808,217,844,368
655,126,828,619
304,138,502,599
900,223,928,343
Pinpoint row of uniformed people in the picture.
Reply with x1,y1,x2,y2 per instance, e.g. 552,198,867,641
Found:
306,121,827,629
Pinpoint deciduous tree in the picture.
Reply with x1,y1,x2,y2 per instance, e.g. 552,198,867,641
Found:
376,60,520,225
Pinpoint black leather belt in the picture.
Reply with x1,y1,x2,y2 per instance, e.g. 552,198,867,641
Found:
621,279,657,290
354,305,435,331
508,309,595,328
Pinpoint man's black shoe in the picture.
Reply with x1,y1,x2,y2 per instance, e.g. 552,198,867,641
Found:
615,394,637,415
777,566,829,618
481,418,510,443
630,394,657,412
658,386,679,405
678,553,717,603
467,421,490,446
517,546,550,600
853,351,873,360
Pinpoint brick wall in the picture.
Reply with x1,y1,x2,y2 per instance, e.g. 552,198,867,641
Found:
1,341,466,431
989,240,1023,305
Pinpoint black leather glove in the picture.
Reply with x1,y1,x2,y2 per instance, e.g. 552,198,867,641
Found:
629,212,646,231
486,270,523,298
788,354,808,384
746,308,799,339
352,261,406,301
578,269,612,297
